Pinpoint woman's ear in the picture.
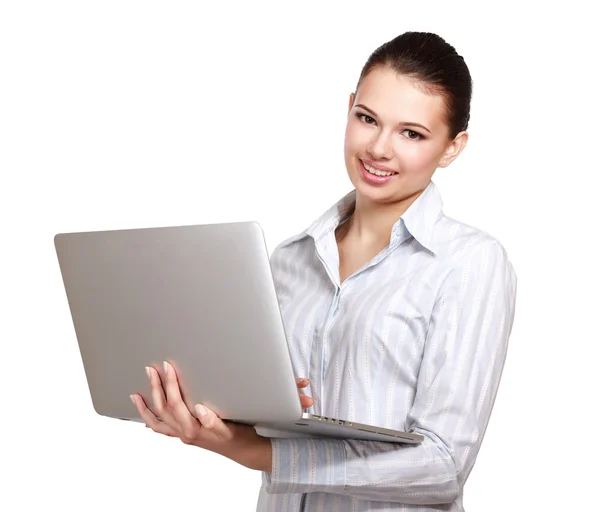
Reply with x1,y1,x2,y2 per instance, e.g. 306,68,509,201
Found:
439,131,469,168
348,92,355,114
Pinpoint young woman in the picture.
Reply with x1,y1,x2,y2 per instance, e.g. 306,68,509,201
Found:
131,31,518,511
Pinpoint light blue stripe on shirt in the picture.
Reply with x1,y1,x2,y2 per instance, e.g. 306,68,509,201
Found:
256,180,518,511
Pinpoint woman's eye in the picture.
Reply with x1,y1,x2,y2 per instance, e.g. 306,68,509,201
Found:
402,129,422,140
357,113,376,125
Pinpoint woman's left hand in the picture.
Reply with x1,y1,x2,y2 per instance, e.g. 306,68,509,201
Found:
130,361,272,472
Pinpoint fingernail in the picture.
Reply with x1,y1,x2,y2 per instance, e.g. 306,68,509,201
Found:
196,404,207,418
163,361,169,374
145,366,151,379
130,394,135,404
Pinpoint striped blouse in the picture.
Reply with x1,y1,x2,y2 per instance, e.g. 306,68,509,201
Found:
255,179,518,512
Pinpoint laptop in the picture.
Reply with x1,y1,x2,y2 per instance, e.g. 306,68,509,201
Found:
54,221,423,445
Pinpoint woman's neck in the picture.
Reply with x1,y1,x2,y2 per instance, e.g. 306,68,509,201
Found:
337,188,425,247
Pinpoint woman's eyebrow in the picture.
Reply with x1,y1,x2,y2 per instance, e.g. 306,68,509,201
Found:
355,103,432,134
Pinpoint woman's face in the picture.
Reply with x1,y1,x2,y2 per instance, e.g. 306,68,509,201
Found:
344,66,466,205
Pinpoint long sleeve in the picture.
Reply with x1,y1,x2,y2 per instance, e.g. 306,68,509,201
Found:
264,241,518,504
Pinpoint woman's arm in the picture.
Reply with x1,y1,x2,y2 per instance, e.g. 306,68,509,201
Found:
130,369,313,472
265,241,518,504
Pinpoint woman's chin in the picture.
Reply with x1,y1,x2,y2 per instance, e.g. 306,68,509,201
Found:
353,179,397,203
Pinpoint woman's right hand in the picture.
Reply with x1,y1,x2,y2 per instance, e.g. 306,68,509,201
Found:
296,377,314,409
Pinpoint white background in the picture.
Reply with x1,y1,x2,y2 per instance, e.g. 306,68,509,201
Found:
2,1,598,510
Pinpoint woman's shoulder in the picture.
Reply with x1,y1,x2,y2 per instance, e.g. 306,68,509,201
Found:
430,213,517,291
433,212,513,265
275,229,309,249
269,229,310,259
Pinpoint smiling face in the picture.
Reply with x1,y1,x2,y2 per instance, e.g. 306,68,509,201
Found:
344,65,468,206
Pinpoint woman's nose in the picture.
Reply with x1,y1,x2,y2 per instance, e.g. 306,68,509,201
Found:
367,131,393,160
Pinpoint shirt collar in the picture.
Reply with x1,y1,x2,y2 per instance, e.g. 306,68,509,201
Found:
300,180,444,255
393,180,444,254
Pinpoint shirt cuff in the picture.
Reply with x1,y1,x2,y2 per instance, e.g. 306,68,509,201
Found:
264,437,347,494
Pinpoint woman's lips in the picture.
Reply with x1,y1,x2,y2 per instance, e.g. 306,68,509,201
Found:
361,159,397,174
359,159,397,185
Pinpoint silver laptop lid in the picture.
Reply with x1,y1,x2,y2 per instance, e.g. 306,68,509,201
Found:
54,221,303,424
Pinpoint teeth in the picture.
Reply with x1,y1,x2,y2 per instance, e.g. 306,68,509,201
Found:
363,162,395,177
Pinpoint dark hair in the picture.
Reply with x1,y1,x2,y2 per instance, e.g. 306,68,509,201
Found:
356,32,472,140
